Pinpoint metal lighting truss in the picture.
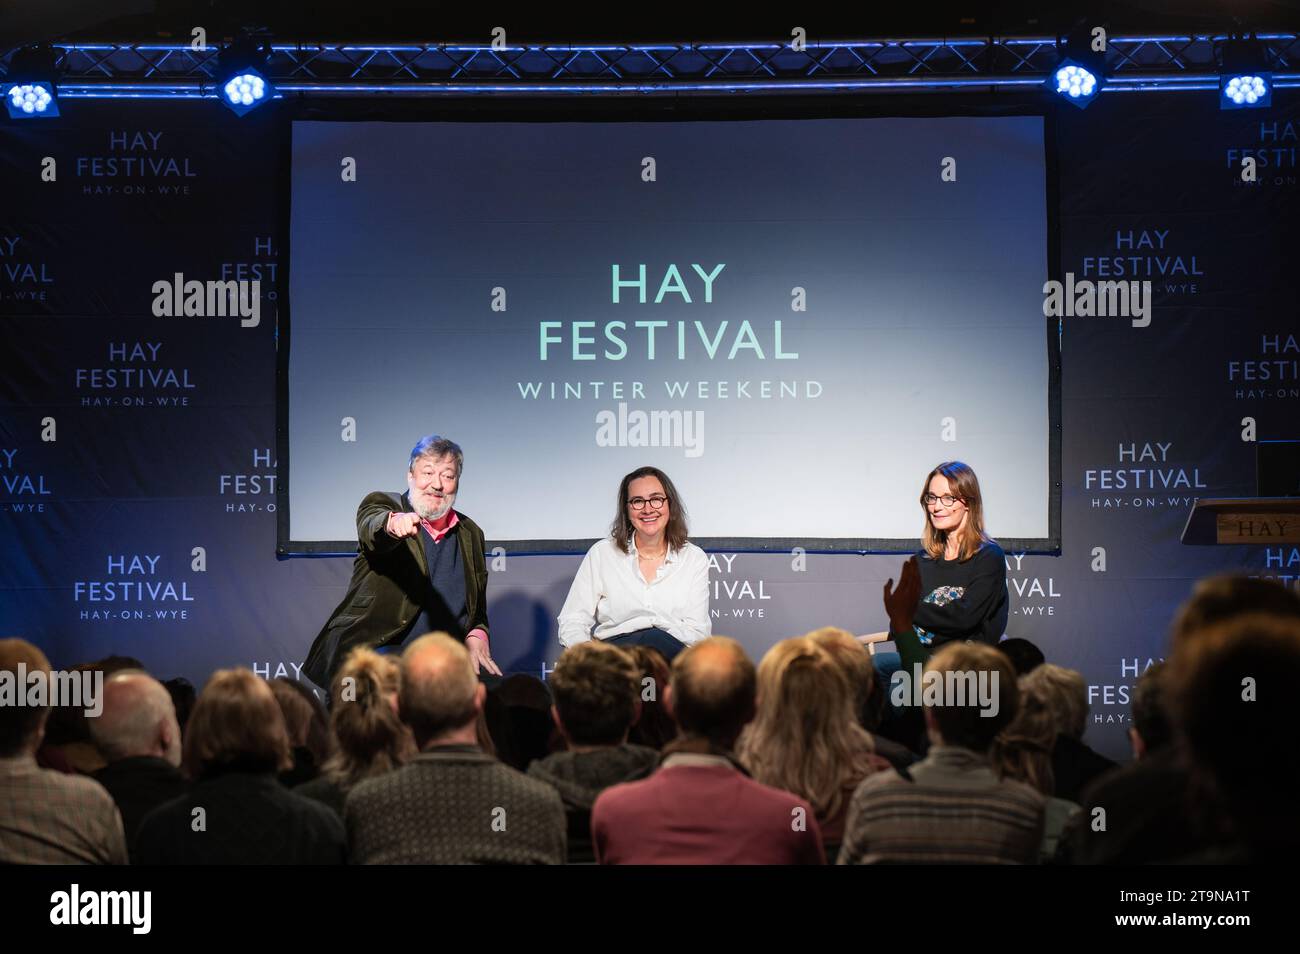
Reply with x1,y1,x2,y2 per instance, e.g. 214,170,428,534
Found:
1,33,1297,98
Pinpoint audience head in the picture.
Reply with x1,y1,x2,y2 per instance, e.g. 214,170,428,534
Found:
481,687,514,763
996,637,1045,676
495,672,553,710
37,655,148,759
1129,662,1172,759
804,627,876,727
549,641,641,748
270,678,334,769
324,647,415,788
624,644,677,749
0,639,52,757
1165,612,1300,856
164,678,197,737
1018,663,1088,741
270,678,315,748
287,679,333,765
92,654,146,675
90,671,182,767
182,668,292,779
474,704,497,758
398,632,484,749
1170,574,1300,650
665,636,755,750
491,674,558,770
39,661,101,749
990,662,1060,795
922,642,1018,753
739,636,878,820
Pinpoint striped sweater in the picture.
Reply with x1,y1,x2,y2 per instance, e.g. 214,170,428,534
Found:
837,745,1045,864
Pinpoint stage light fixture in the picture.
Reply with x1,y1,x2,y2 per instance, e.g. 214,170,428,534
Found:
224,71,267,108
216,38,274,115
1218,37,1272,110
1047,28,1105,109
1055,63,1097,101
4,45,61,119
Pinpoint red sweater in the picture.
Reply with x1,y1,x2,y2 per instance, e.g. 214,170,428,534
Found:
591,759,826,865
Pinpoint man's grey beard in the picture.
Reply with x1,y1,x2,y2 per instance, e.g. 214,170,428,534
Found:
411,491,455,522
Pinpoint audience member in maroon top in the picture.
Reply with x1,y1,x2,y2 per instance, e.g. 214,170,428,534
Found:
591,636,826,865
738,635,888,859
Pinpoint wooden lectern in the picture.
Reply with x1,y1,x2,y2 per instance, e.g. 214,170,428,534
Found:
1180,498,1300,545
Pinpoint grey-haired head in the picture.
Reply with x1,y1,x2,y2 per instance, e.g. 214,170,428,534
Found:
408,435,463,477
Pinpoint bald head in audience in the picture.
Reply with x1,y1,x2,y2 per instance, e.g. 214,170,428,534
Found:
398,632,486,749
89,672,183,767
665,636,757,750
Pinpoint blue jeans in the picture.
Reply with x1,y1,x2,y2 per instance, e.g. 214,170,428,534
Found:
606,627,687,661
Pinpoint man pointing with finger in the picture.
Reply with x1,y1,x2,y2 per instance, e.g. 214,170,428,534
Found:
302,435,501,689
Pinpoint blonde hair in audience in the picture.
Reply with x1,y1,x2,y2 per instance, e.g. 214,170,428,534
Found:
1019,663,1088,740
738,637,878,823
323,648,416,789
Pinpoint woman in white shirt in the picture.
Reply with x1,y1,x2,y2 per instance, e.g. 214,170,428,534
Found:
557,466,711,661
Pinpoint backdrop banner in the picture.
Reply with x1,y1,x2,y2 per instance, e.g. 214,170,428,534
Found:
1,94,1296,761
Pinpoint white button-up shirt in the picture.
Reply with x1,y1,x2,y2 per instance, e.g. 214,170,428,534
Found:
557,537,712,649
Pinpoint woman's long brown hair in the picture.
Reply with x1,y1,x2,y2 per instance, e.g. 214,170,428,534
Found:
920,460,993,561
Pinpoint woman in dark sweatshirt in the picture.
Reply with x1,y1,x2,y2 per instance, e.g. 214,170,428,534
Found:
880,461,1009,754
885,461,1009,666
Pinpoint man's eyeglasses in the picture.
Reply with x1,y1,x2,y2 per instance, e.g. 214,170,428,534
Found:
629,495,668,511
921,494,962,508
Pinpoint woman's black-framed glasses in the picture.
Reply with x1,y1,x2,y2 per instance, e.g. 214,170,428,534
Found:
921,494,962,507
629,495,669,511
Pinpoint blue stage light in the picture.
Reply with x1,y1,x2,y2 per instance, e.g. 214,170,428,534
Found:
216,39,274,116
1045,34,1106,110
4,46,61,119
1222,74,1269,106
7,82,56,116
1055,64,1097,101
224,71,267,108
1218,37,1272,110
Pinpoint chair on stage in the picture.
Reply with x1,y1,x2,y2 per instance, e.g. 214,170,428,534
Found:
857,632,892,656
